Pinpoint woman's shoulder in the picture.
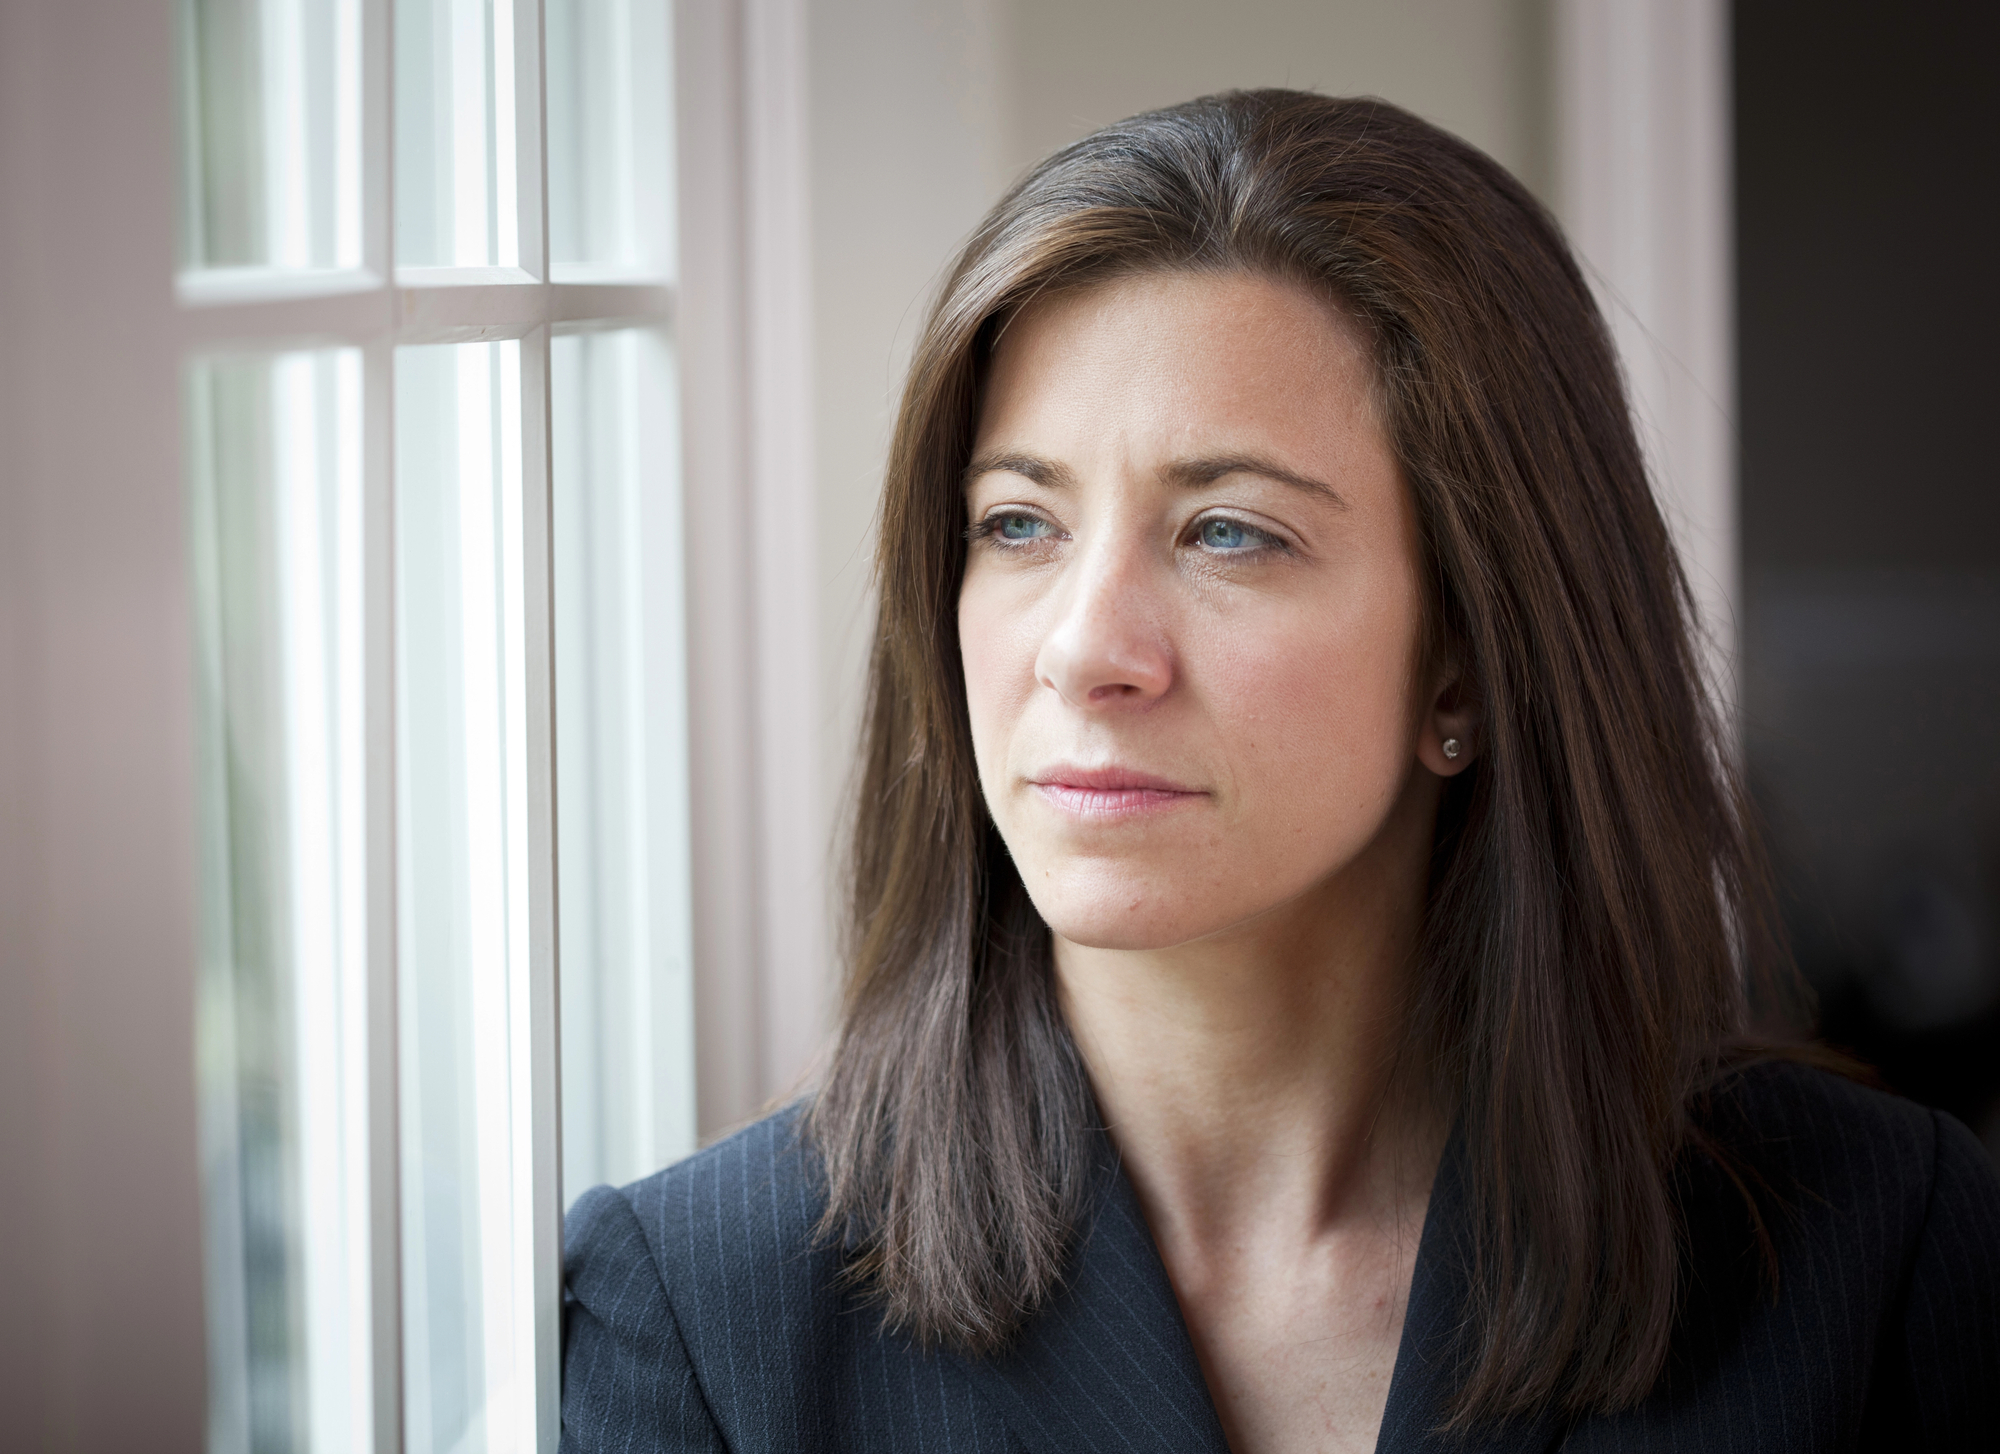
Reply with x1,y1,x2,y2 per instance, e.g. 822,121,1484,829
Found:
566,1101,830,1307
1693,1055,1995,1211
1684,1055,2000,1279
1613,1057,2000,1448
563,1105,861,1451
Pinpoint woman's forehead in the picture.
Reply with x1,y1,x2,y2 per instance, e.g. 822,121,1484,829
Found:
972,271,1384,481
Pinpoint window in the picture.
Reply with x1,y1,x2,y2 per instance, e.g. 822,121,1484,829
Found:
179,2,687,1449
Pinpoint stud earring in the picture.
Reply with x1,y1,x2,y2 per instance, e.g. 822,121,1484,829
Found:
1442,738,1462,761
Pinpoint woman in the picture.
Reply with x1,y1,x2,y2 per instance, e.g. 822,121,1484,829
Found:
562,91,2000,1452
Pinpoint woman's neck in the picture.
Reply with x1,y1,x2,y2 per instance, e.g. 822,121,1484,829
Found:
1049,765,1449,1454
1052,787,1445,1257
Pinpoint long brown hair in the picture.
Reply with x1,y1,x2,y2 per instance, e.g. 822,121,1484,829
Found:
807,89,1794,1424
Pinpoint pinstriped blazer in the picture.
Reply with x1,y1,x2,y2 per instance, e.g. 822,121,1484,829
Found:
560,1062,2000,1452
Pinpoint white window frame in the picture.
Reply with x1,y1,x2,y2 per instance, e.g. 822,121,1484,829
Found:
0,0,820,1445
174,1,675,1447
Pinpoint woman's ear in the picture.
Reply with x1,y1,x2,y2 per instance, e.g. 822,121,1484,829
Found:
1415,654,1480,778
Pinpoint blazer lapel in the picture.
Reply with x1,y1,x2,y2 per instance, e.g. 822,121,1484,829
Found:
951,1137,1233,1454
955,1126,1568,1454
1374,1129,1568,1454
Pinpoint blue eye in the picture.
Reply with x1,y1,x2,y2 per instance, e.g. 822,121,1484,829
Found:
995,513,1052,541
1195,517,1263,551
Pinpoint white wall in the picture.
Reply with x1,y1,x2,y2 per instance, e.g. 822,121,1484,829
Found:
794,0,1017,1096
1001,0,1552,193
806,0,1015,813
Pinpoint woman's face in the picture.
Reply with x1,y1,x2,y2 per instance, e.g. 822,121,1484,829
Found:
958,270,1466,953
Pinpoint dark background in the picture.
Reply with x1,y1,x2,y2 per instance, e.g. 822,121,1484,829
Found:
1736,0,2000,1156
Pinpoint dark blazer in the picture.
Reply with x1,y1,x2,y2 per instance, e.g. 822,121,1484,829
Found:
561,1062,2000,1452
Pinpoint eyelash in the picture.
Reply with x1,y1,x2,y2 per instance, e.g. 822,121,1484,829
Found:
965,511,1053,546
967,509,1286,556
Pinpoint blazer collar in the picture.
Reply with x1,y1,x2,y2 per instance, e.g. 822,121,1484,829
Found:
954,1127,1568,1454
949,1139,1233,1453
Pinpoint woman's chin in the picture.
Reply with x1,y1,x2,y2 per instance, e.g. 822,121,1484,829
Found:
1025,877,1255,954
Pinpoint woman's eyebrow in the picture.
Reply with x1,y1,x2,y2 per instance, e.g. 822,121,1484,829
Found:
963,450,1076,490
962,448,1345,507
1162,453,1349,507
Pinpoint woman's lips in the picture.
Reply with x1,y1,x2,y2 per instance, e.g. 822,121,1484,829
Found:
1028,765,1205,818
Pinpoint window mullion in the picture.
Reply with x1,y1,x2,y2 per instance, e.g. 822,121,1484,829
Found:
517,4,563,1450
364,2,405,1450
362,331,406,1454
390,273,554,341
519,320,564,1454
363,0,395,283
176,282,396,352
515,0,550,283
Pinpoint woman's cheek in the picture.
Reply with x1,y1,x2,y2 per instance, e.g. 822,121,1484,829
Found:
958,585,1041,804
1199,607,1416,845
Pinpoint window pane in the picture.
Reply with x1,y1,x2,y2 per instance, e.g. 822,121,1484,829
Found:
552,329,694,1207
178,0,363,273
396,0,520,269
546,0,676,280
189,349,372,1454
395,339,538,1454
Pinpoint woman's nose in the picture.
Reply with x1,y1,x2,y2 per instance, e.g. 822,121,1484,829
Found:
1033,536,1174,708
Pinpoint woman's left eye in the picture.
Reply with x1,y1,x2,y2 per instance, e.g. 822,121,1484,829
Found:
1192,516,1274,552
